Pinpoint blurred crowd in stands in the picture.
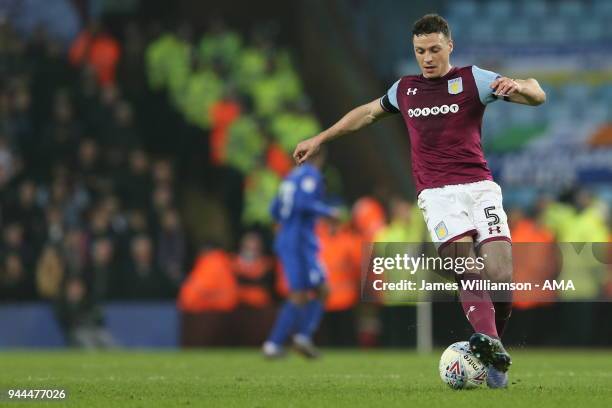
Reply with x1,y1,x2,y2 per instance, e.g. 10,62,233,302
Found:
0,19,186,344
1,13,611,348
144,19,323,227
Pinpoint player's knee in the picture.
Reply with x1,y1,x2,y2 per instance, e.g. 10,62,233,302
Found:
441,236,482,277
480,241,513,283
485,257,512,283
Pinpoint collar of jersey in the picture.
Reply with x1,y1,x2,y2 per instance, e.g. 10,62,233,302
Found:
421,66,457,81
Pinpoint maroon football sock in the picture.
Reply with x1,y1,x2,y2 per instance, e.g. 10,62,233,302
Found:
457,273,499,339
492,291,513,338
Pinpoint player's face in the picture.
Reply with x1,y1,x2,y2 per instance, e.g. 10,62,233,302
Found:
413,33,453,78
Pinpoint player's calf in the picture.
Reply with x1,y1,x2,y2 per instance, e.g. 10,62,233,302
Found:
264,291,310,356
479,240,513,284
292,284,328,359
479,240,514,337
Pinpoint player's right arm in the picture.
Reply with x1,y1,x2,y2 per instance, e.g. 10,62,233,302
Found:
293,97,395,164
294,173,341,219
274,174,340,220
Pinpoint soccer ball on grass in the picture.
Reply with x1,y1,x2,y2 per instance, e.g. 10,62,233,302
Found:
439,341,487,389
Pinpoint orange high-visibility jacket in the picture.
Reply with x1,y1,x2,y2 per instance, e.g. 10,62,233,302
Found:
178,250,238,312
511,219,558,309
317,221,361,311
233,255,273,308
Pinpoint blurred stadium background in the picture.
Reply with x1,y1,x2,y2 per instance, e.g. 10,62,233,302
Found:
0,0,611,351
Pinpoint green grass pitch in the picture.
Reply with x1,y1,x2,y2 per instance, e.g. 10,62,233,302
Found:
1,349,611,407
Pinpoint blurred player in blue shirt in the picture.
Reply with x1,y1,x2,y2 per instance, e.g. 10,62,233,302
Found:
263,149,339,358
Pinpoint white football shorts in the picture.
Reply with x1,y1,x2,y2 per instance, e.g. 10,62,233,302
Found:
417,180,512,250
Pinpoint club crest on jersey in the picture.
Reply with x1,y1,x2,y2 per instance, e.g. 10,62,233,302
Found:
448,77,463,95
435,221,448,239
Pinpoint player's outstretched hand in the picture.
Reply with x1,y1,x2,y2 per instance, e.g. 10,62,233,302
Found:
490,76,521,97
293,136,322,165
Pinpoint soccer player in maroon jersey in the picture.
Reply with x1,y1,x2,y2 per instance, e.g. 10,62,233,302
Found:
292,14,546,388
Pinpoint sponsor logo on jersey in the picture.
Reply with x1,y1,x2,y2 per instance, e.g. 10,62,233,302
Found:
488,226,501,234
448,77,463,94
408,104,459,118
435,221,449,239
406,88,418,95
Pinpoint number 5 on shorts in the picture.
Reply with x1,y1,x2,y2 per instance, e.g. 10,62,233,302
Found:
484,206,500,226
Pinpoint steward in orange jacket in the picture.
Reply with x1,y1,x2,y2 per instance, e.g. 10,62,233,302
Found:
178,249,238,312
233,232,274,307
510,209,558,309
317,220,361,311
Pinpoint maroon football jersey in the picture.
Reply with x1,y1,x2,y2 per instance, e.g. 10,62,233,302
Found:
381,65,502,195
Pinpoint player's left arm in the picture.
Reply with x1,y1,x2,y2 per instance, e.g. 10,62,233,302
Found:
491,77,546,106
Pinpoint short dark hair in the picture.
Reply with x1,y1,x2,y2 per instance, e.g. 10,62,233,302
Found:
412,14,451,39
